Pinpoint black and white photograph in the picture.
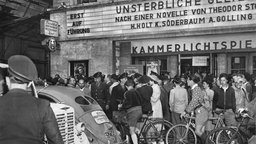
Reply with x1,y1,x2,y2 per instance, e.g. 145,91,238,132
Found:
1,0,256,144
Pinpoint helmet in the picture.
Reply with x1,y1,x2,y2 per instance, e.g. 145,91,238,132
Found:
8,55,38,83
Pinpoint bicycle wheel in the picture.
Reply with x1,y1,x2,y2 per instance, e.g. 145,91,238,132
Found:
165,124,197,144
142,119,173,143
205,127,242,144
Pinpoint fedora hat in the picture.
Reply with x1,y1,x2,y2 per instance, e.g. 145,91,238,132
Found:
118,72,128,80
111,74,119,81
8,55,38,83
93,72,102,78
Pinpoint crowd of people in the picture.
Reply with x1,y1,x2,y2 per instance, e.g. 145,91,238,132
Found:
30,70,256,143
2,66,256,143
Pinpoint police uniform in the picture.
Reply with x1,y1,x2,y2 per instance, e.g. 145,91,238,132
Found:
0,55,63,144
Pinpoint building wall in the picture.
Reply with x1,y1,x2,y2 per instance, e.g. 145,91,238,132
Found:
53,0,127,7
51,39,113,78
50,0,256,77
50,12,113,77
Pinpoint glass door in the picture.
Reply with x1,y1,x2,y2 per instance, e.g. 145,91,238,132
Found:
180,56,210,75
231,56,246,74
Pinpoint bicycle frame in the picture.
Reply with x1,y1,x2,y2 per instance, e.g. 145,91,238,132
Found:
165,114,198,144
208,112,225,129
136,116,157,141
226,117,253,143
184,116,195,137
206,112,254,144
137,116,171,143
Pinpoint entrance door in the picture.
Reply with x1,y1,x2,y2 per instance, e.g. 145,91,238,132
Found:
132,57,167,75
180,56,210,75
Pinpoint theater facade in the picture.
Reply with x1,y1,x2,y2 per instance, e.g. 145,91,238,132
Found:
50,0,256,78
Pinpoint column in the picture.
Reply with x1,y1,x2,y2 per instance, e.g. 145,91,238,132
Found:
167,55,178,78
217,54,227,75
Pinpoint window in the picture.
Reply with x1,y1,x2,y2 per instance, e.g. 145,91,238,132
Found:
231,56,246,74
77,0,97,4
38,94,56,103
253,56,256,74
84,96,97,104
75,96,90,105
160,59,167,75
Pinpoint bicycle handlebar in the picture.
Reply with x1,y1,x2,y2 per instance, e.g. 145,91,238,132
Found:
240,113,253,120
182,114,195,120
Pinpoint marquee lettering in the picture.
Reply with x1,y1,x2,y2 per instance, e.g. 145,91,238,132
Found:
131,39,254,54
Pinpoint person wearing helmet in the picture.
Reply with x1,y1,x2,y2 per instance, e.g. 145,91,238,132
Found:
0,55,63,144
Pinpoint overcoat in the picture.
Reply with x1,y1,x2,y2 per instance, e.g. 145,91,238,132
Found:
0,89,63,144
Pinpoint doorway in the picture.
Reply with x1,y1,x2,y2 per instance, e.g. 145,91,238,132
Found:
180,56,210,75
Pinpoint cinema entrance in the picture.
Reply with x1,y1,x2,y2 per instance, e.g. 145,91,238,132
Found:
180,54,213,75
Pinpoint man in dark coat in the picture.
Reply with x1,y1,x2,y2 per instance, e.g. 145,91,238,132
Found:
110,73,128,112
136,75,153,114
0,55,63,144
91,72,110,113
159,75,172,122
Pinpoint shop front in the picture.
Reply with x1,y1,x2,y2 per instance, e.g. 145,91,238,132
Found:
119,33,256,77
49,0,256,77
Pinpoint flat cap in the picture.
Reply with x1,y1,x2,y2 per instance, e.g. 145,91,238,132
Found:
8,55,38,83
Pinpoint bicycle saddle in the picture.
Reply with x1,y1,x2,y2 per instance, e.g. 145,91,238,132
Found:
141,111,153,118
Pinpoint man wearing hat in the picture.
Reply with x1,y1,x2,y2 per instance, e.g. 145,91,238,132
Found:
136,75,153,114
91,72,110,113
109,74,119,95
0,55,63,144
159,75,172,122
110,73,128,117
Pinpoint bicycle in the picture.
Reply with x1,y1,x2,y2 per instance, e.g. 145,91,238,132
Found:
205,108,255,144
205,110,227,143
165,112,197,144
165,110,226,144
113,110,173,144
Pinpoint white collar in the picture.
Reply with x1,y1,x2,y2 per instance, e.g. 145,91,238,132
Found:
191,84,198,90
112,82,119,86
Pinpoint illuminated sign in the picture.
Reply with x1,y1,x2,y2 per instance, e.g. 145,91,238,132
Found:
66,0,256,38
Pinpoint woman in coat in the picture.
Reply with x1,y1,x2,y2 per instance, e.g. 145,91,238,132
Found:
148,73,163,119
169,77,188,124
